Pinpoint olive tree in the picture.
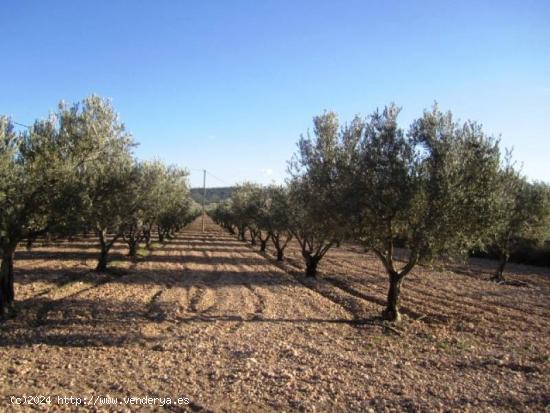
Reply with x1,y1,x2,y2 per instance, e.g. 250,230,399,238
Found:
490,163,550,282
156,165,193,242
263,185,293,261
59,95,136,272
230,182,263,242
125,160,163,252
210,200,236,234
345,104,501,321
288,112,351,277
247,186,272,251
120,161,161,258
215,185,292,257
0,112,91,316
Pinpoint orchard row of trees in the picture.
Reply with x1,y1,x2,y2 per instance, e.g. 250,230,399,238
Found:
212,104,550,322
211,184,293,261
0,95,199,317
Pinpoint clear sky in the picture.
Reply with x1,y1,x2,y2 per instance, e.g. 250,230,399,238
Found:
1,0,549,188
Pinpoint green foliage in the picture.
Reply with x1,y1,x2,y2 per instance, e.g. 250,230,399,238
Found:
1,116,76,246
261,185,291,235
409,107,502,259
156,165,196,239
55,96,137,270
262,185,293,259
228,182,264,240
0,108,104,313
209,200,235,232
287,112,353,276
339,104,502,320
348,104,502,264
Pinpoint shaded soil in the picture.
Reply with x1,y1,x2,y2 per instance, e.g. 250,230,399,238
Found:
1,217,549,412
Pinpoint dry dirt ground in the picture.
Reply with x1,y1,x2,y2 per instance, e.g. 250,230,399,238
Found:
0,217,549,412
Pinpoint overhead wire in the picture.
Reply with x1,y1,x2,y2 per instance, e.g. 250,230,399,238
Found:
206,170,230,186
13,121,32,129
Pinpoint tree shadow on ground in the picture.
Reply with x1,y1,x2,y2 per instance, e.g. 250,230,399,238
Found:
145,254,269,266
169,240,247,248
15,250,127,261
26,242,102,250
15,265,300,288
0,294,382,348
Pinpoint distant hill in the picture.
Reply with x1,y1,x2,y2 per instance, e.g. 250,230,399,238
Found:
190,186,234,205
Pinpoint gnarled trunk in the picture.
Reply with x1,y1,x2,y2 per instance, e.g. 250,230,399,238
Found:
238,226,246,241
96,244,110,272
127,240,138,259
249,230,257,245
0,248,16,317
491,252,509,283
304,254,320,278
272,233,290,262
383,271,403,322
96,229,115,272
258,231,271,252
144,229,152,248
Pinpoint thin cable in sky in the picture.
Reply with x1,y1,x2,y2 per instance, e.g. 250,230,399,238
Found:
13,121,31,129
206,171,230,186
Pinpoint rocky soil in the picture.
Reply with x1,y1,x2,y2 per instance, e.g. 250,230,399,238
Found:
0,217,549,412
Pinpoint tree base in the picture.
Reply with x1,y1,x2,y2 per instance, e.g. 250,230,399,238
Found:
304,255,319,278
382,307,402,323
95,263,108,272
490,274,505,283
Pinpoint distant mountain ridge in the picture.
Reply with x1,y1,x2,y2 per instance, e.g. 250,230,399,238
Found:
190,186,234,205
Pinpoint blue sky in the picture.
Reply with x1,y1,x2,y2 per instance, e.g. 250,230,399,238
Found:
1,0,549,187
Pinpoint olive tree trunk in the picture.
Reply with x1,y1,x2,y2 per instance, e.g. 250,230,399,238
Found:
96,244,110,272
0,247,16,317
127,239,139,259
491,251,509,283
143,223,154,248
373,248,418,323
249,229,257,245
382,271,404,322
272,233,291,261
96,230,119,272
258,231,271,252
303,253,320,278
238,225,246,241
